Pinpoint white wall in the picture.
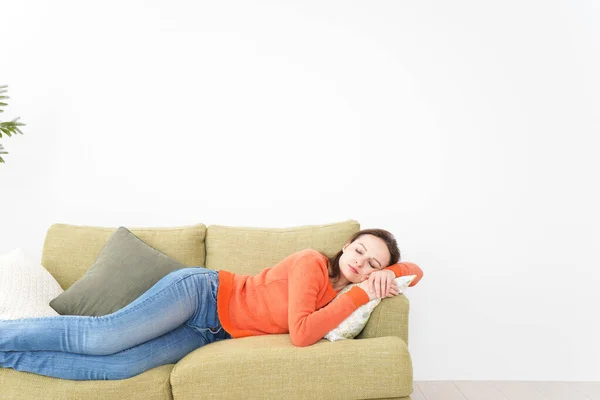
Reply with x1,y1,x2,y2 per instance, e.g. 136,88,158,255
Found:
1,0,598,381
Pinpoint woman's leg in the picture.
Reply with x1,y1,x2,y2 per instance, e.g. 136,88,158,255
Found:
0,267,219,355
0,317,230,380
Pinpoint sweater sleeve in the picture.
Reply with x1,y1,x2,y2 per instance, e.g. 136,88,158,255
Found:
385,262,423,286
286,254,369,347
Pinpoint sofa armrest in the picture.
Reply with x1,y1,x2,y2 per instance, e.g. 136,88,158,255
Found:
355,294,409,344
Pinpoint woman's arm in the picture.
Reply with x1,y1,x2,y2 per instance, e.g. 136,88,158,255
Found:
385,262,423,286
361,262,424,298
286,257,369,347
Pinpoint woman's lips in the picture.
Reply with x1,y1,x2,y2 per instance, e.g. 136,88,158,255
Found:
349,265,359,274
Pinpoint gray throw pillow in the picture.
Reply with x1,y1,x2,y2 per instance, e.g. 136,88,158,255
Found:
50,227,186,316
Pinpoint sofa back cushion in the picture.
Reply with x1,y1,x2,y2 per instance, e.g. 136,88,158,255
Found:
205,220,360,275
42,223,207,289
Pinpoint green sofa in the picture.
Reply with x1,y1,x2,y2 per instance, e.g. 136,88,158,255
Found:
0,220,414,400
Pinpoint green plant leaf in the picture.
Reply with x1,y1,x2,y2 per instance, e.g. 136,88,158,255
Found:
0,85,25,163
0,142,6,163
0,127,12,137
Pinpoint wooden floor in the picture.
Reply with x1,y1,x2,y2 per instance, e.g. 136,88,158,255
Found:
412,381,600,400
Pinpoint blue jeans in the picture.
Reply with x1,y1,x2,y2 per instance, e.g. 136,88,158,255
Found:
0,267,230,380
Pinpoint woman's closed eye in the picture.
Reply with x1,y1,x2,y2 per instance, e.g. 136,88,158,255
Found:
355,249,379,269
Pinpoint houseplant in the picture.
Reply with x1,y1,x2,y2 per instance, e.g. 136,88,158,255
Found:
0,85,26,163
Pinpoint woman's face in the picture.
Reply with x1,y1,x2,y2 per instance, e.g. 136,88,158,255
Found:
338,234,392,284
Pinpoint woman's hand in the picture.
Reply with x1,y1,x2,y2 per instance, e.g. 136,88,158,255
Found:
359,269,399,299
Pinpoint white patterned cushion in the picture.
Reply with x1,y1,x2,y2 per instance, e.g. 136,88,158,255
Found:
0,248,64,320
324,275,416,342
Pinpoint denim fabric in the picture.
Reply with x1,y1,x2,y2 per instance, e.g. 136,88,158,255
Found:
0,267,230,380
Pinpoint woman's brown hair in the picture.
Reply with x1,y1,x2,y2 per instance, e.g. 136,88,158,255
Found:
326,229,400,282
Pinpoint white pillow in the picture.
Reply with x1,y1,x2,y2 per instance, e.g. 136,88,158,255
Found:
0,248,64,320
324,275,416,342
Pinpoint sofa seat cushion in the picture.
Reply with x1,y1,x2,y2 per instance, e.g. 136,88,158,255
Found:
0,364,174,400
205,220,359,275
41,223,207,290
170,334,413,400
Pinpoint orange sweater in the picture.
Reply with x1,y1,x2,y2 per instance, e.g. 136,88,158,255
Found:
217,249,423,347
